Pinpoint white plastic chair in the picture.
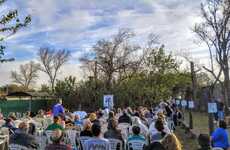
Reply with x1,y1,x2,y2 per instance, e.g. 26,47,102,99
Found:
45,130,53,144
65,129,77,149
127,140,146,150
108,138,123,150
118,123,130,140
79,136,91,150
9,144,28,150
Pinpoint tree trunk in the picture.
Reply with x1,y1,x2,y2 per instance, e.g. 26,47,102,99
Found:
223,68,230,113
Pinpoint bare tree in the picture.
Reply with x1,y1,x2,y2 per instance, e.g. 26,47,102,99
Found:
38,48,70,93
11,61,40,89
193,0,230,107
81,29,143,92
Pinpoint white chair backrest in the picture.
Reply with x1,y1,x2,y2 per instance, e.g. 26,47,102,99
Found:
212,148,224,150
45,130,53,144
118,123,130,140
66,129,77,148
128,140,146,150
9,144,28,150
118,123,130,129
108,138,122,150
79,136,91,150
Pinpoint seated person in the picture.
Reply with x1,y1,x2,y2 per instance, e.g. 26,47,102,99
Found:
198,134,211,150
46,116,64,131
74,114,83,127
84,123,110,150
118,111,132,125
144,142,166,150
104,118,123,149
150,119,167,142
89,113,100,124
9,122,38,149
3,118,16,134
128,126,146,146
45,129,72,150
80,118,93,137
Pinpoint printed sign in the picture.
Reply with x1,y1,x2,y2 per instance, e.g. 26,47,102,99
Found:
181,100,187,107
103,95,114,109
208,103,217,113
188,101,194,109
176,100,180,105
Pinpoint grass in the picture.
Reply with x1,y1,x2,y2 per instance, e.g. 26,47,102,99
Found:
183,111,209,134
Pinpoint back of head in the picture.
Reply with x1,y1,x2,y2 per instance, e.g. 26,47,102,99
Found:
53,116,60,124
219,120,227,129
155,119,164,132
51,129,63,144
89,113,97,122
108,118,118,130
92,123,101,137
18,122,29,133
198,134,211,149
83,118,92,130
132,126,140,135
161,134,182,150
109,111,115,119
144,142,166,150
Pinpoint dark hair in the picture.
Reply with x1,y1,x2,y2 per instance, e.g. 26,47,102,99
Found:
28,123,36,135
198,134,211,149
92,123,101,137
109,111,114,119
155,119,164,132
132,126,140,135
144,142,166,150
219,120,227,129
53,116,60,123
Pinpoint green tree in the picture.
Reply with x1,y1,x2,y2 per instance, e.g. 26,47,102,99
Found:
0,0,31,62
54,76,77,108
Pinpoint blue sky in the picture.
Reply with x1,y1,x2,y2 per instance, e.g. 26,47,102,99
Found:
0,0,208,86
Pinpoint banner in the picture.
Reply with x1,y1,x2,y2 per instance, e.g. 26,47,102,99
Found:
103,95,114,109
188,101,194,109
208,103,217,113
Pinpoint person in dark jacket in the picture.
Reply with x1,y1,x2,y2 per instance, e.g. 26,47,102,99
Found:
9,122,38,149
118,111,132,125
198,134,211,150
104,118,123,140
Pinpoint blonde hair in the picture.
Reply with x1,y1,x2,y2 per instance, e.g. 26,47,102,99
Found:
83,118,92,131
161,133,182,150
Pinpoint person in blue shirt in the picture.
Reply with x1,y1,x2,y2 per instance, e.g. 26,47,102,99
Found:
211,120,229,150
128,126,146,148
52,99,65,117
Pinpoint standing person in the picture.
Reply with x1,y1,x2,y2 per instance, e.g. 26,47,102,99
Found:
217,99,225,121
84,123,111,150
211,120,229,150
53,99,65,117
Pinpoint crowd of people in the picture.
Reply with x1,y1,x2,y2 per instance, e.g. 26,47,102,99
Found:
0,99,229,150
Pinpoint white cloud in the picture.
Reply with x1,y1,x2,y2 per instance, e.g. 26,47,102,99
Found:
0,0,213,86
